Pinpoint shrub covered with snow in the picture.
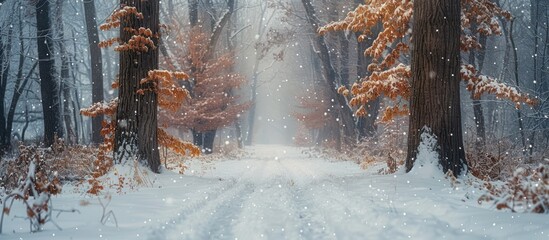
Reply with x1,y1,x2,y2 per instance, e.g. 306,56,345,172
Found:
1,140,95,191
479,164,549,213
0,149,63,233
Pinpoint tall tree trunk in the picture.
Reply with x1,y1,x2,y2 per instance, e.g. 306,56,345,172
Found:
192,129,203,148
36,0,63,146
468,28,486,147
244,2,268,146
406,0,466,175
245,60,259,146
226,15,244,149
528,0,549,154
114,0,161,172
234,119,243,148
71,30,83,143
338,33,350,87
203,130,216,154
56,0,76,145
0,7,16,153
301,0,357,147
0,24,9,154
188,0,199,27
22,82,33,142
509,19,528,153
83,0,105,144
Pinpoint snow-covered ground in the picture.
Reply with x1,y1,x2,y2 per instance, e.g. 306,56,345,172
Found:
2,145,548,240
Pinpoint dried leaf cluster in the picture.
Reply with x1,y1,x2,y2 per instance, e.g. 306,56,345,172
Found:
479,164,549,213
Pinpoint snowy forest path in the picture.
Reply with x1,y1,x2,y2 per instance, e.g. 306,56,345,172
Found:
140,145,549,240
146,145,366,240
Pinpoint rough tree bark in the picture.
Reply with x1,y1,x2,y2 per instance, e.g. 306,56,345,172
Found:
83,0,105,144
406,0,466,175
114,0,161,172
36,0,64,146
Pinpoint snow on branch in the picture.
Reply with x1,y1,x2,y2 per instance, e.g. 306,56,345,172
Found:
80,98,118,117
461,64,536,107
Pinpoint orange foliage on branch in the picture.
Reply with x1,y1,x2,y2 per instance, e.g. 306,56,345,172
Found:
138,70,190,111
99,6,143,31
81,99,117,184
160,28,250,133
115,35,156,52
321,0,534,122
99,6,154,53
158,128,200,157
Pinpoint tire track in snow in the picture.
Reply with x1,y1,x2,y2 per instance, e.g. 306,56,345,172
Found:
197,182,255,240
297,179,379,239
277,158,338,240
289,185,335,240
147,179,240,240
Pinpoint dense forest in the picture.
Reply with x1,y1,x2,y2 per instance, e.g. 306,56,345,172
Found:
0,0,547,239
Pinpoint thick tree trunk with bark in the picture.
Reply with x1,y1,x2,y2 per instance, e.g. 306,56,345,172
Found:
36,0,64,146
114,0,161,172
83,0,105,144
406,0,466,175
